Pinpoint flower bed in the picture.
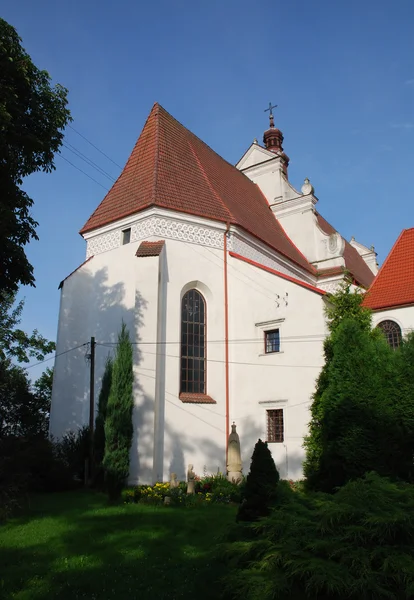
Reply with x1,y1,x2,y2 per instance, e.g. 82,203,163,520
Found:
122,473,244,506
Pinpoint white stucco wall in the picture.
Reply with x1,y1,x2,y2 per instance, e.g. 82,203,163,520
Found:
371,306,414,336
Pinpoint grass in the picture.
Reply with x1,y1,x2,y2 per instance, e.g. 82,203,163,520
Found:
0,491,237,599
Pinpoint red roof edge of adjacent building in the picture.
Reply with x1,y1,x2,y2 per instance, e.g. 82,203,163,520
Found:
363,228,414,310
58,256,94,290
229,252,327,296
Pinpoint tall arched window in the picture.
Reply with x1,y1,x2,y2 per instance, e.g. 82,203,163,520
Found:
180,290,206,394
377,320,402,350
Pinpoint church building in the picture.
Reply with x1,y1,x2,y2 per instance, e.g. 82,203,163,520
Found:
50,103,376,483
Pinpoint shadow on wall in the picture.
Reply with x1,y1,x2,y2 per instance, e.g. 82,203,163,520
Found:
52,266,135,435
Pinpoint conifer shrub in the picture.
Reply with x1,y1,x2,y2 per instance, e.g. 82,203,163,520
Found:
103,322,134,502
237,439,279,522
93,355,113,486
219,473,414,600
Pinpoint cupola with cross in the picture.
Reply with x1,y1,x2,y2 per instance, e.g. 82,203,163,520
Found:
263,102,290,176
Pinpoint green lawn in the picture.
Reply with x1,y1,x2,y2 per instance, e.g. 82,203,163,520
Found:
0,491,236,599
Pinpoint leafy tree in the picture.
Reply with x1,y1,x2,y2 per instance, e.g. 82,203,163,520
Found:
303,283,372,488
103,323,133,501
94,355,113,485
0,363,52,437
0,293,55,363
0,18,71,295
237,439,279,522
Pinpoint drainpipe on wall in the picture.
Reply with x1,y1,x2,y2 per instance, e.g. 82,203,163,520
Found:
224,223,230,466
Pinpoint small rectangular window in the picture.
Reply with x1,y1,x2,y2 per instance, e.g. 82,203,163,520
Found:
122,228,131,245
267,409,284,443
265,329,280,353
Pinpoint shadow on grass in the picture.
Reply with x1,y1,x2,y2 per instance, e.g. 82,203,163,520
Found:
0,490,236,600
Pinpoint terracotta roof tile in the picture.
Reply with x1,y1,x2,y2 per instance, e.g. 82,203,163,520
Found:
179,393,217,404
80,103,315,275
363,228,414,310
316,213,375,289
136,240,165,257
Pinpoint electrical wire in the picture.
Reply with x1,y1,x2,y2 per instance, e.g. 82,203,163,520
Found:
24,342,89,370
63,142,117,182
57,154,110,191
67,123,123,169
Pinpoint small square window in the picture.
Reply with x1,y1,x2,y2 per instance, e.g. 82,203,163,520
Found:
122,228,131,245
267,409,284,443
265,329,280,353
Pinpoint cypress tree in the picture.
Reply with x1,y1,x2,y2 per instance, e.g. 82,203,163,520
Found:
237,439,279,522
93,355,113,487
103,323,134,501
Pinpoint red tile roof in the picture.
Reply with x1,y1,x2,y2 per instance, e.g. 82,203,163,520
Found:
363,228,414,310
136,240,165,257
179,393,216,404
316,213,375,289
80,103,315,275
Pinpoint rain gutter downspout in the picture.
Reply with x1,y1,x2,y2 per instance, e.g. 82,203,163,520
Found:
224,223,230,465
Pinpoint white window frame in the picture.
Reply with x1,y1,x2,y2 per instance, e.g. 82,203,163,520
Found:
255,318,285,356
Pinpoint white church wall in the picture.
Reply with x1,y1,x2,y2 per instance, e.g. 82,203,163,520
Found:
226,254,327,480
158,238,227,482
51,224,328,485
371,306,414,337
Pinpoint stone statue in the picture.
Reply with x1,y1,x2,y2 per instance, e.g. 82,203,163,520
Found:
227,423,243,483
169,473,179,489
187,464,195,494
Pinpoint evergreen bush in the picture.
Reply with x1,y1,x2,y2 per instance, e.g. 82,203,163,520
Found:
237,439,279,522
103,322,134,502
93,355,113,486
219,473,414,600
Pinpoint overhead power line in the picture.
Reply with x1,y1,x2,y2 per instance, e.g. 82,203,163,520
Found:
63,142,117,182
57,154,110,191
24,342,89,370
68,123,123,169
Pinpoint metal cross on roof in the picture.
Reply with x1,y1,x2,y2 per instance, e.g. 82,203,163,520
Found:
264,102,278,127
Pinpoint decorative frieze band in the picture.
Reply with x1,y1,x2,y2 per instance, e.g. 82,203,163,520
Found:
86,216,225,258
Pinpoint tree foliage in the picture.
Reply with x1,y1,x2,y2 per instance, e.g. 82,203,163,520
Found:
94,355,113,485
220,473,414,600
237,439,279,522
304,283,414,492
103,323,134,501
0,18,71,294
0,364,52,438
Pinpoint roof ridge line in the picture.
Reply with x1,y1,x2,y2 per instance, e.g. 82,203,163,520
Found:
187,139,233,222
151,104,160,205
365,229,406,293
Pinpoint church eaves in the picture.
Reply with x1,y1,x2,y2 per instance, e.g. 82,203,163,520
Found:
80,103,315,275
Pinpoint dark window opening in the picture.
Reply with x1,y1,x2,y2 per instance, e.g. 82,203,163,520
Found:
180,290,206,394
265,329,280,353
377,320,402,350
267,409,284,443
122,228,131,245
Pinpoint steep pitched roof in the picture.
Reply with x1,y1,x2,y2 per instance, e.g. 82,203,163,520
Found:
80,103,315,274
363,228,414,310
316,213,375,289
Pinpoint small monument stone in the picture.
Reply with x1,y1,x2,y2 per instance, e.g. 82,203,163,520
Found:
227,422,243,483
187,464,196,494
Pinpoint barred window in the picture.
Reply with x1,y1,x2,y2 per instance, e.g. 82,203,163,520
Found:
265,329,280,353
180,290,206,394
377,320,402,350
267,409,284,443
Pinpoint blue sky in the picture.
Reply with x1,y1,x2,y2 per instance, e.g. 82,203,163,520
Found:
2,0,414,377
